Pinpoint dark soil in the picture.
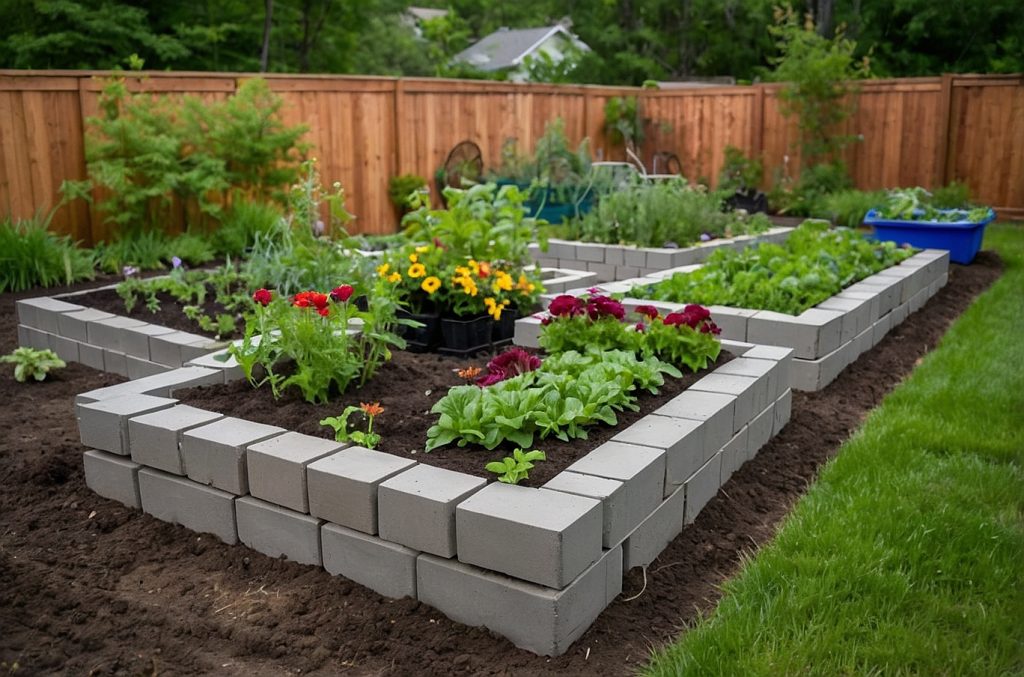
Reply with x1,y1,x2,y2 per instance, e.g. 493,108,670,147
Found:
175,351,733,487
0,251,1003,676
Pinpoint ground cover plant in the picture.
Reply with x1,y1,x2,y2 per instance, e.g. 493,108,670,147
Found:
645,224,1024,676
631,220,915,314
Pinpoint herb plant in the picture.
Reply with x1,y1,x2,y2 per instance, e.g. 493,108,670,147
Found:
632,221,916,315
485,448,547,485
2,347,66,382
321,402,384,449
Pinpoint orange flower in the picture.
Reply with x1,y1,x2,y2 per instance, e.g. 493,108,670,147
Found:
457,366,482,380
360,402,384,417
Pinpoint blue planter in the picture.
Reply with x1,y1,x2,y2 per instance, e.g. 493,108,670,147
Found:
494,179,594,223
864,208,996,264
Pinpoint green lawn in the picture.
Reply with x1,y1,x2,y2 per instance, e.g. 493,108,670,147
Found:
645,224,1024,676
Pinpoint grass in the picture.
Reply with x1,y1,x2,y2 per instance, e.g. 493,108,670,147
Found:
645,223,1024,676
0,213,95,293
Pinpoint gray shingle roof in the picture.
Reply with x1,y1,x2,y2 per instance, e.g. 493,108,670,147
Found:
454,26,571,71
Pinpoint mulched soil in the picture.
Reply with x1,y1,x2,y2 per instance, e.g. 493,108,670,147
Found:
0,251,1002,676
175,351,733,487
72,284,244,340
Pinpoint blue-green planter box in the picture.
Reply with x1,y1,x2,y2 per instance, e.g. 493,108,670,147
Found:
864,208,995,264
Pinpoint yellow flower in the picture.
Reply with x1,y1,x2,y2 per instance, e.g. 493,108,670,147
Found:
387,271,402,283
455,266,471,277
415,245,430,254
377,263,390,277
421,276,442,294
484,297,509,320
493,271,514,292
408,263,427,278
517,274,535,292
455,276,478,296
409,253,419,263
468,259,479,275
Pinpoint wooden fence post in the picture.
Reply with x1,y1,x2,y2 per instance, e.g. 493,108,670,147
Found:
934,73,955,188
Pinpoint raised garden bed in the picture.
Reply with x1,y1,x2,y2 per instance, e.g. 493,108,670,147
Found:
518,248,950,391
529,227,793,283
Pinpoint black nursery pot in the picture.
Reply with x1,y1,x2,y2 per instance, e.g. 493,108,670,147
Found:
440,314,494,354
493,308,519,343
397,309,441,352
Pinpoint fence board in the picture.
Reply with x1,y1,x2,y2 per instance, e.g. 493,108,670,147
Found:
0,71,1020,244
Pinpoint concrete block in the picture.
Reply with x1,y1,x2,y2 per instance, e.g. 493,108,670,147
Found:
773,389,792,437
150,331,218,368
846,278,897,317
83,450,141,509
49,333,80,364
653,390,735,458
864,272,906,307
121,323,177,360
615,265,640,280
891,300,908,326
181,417,285,495
75,366,224,404
16,297,85,333
748,403,775,460
707,306,759,342
854,325,873,357
247,432,345,513
835,290,882,324
685,451,722,525
307,447,416,534
546,238,577,260
138,468,237,544
909,288,928,313
537,257,559,268
586,261,617,282
604,245,625,266
322,523,418,599
87,315,147,352
185,350,244,382
747,308,843,360
16,324,30,348
57,308,115,342
78,343,105,371
102,349,128,377
236,497,323,566
611,415,704,499
575,242,606,263
456,483,602,589
816,296,871,345
562,440,666,544
687,372,760,434
543,472,625,548
645,248,684,270
622,485,685,570
513,315,543,349
128,404,223,475
789,340,850,391
378,464,486,557
742,344,794,397
872,312,893,346
623,247,647,268
78,393,178,455
17,325,47,350
713,357,777,410
416,546,622,657
720,425,750,483
126,355,167,380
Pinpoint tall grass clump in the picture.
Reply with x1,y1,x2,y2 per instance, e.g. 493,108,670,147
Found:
0,214,94,292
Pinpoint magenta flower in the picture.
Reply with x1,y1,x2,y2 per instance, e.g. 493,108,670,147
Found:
548,295,585,318
476,348,542,386
634,304,660,320
586,295,625,321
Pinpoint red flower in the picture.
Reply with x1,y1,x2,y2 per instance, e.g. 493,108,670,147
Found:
476,348,542,387
635,322,646,332
293,291,329,311
586,295,625,321
253,288,272,306
330,284,354,303
548,295,585,318
663,304,719,334
317,306,330,317
634,304,660,320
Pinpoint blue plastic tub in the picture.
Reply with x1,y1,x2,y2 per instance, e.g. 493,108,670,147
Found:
864,208,996,264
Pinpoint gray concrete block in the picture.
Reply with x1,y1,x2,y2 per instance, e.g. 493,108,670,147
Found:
872,312,893,346
16,324,30,348
307,447,416,534
909,288,928,313
748,403,775,461
236,496,324,566
16,297,85,333
537,257,559,268
247,432,345,513
685,451,722,525
102,349,128,377
138,468,237,544
687,372,760,434
747,308,843,360
322,523,418,599
456,483,602,589
789,340,851,391
546,238,577,260
378,464,486,558
126,355,167,380
78,394,178,455
891,300,908,327
17,324,44,350
150,331,217,368
835,290,882,324
720,425,750,483
846,278,897,317
513,315,543,349
707,306,759,342
57,308,115,342
416,545,622,656
816,296,871,345
75,366,224,404
645,248,683,270
562,440,666,545
79,342,105,371
615,265,640,280
121,323,177,360
713,357,777,410
624,247,647,268
653,390,735,458
129,404,224,474
543,472,625,548
611,415,703,499
181,417,286,495
83,449,141,509
586,260,617,282
185,350,244,382
575,242,606,263
622,485,685,570
742,344,793,397
87,315,147,352
604,245,625,266
773,389,792,437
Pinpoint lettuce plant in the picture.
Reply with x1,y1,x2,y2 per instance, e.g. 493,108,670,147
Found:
485,449,546,485
2,347,66,382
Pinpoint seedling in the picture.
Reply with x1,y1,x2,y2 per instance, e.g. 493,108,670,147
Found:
485,448,546,485
320,402,384,449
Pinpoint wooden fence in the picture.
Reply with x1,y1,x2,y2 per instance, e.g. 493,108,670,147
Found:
0,70,1021,243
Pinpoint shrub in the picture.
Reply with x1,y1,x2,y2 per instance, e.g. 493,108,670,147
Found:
0,214,95,292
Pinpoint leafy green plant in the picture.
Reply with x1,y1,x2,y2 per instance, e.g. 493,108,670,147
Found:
632,220,916,315
485,448,547,485
875,188,991,223
1,347,66,382
211,200,285,257
819,189,887,228
604,96,645,149
0,214,95,293
388,174,428,212
718,146,765,193
320,402,385,449
769,161,854,217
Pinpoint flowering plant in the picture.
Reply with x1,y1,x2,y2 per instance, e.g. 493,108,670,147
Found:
320,402,384,449
229,279,411,404
475,347,543,386
539,292,722,372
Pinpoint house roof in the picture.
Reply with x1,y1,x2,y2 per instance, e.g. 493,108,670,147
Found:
406,6,448,23
454,25,587,71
